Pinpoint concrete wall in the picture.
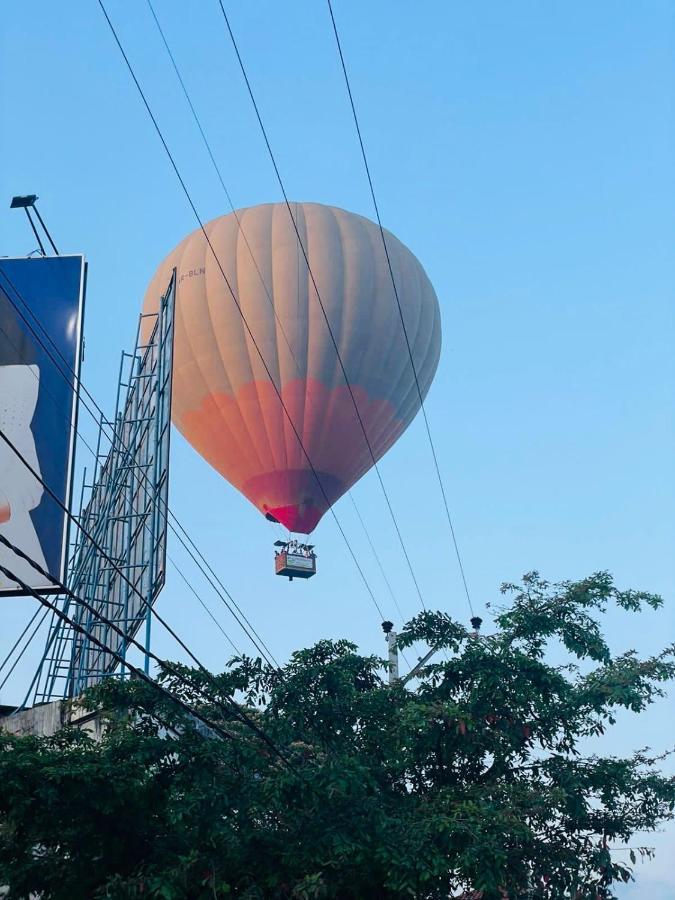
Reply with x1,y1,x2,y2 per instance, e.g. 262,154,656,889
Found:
0,698,104,740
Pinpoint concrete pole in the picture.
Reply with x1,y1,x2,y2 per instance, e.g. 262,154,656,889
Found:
386,631,399,685
382,621,399,685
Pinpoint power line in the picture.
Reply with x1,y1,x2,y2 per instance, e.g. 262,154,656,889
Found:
0,265,260,658
144,1,413,631
0,265,274,666
0,278,245,671
95,0,386,622
171,563,241,656
325,0,475,617
0,425,286,751
214,0,428,614
144,0,298,375
6,595,243,773
0,607,50,695
0,300,245,672
0,367,399,702
348,495,405,623
2,420,381,776
0,606,42,679
347,494,416,668
0,533,299,773
0,263,274,664
0,561,267,765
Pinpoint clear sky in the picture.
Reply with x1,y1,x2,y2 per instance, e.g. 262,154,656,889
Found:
1,2,673,894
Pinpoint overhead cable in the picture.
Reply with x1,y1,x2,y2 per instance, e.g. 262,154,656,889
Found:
145,0,298,372
0,426,290,756
0,607,50,695
96,0,386,622
0,557,260,762
0,265,272,665
325,0,475,616
0,605,43,680
0,533,299,773
214,0,428,614
145,1,397,634
0,301,245,669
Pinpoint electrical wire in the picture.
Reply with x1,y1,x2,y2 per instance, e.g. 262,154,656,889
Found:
0,265,273,666
95,0,386,622
144,0,297,374
144,0,402,632
0,266,261,659
1,419,389,777
214,0,428,614
0,605,43,679
3,593,243,774
0,562,257,760
347,493,416,667
0,289,245,678
144,8,417,643
1,271,403,700
0,533,299,773
0,309,245,677
171,563,241,656
0,425,286,749
348,493,402,621
325,0,475,617
0,607,50,695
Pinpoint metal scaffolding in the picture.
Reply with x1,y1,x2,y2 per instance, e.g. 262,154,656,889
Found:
34,272,176,702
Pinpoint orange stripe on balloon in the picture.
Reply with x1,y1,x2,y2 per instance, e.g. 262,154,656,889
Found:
177,378,403,533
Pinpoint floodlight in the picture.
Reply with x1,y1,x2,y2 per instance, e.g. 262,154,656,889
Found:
9,193,58,255
10,195,38,209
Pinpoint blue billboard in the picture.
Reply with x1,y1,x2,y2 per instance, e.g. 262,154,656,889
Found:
0,255,85,595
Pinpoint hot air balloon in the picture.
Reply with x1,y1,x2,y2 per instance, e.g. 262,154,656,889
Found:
143,202,441,571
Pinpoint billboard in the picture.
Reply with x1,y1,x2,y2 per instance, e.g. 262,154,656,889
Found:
0,255,85,596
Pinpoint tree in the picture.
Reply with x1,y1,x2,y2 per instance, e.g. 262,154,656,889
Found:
0,572,673,899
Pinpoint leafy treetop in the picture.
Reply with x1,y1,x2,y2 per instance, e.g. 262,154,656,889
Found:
0,571,672,899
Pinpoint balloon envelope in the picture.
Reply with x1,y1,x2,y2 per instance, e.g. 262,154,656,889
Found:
143,202,441,533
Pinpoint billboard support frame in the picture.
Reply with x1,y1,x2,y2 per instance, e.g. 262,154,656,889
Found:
34,271,176,702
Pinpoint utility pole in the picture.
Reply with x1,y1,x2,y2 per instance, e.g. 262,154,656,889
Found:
381,620,398,685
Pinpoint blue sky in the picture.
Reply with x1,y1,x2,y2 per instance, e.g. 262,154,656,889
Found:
1,1,673,893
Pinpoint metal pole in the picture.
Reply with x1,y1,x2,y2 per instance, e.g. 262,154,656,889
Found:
31,204,59,255
23,208,45,255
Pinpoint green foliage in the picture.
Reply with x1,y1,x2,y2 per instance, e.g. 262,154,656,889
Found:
0,572,673,899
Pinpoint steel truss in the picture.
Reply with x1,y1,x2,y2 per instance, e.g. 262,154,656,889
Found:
34,272,176,701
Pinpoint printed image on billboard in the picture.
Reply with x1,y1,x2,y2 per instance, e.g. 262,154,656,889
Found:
0,255,85,596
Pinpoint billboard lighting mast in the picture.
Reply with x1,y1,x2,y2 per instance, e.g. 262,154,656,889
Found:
10,194,59,256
